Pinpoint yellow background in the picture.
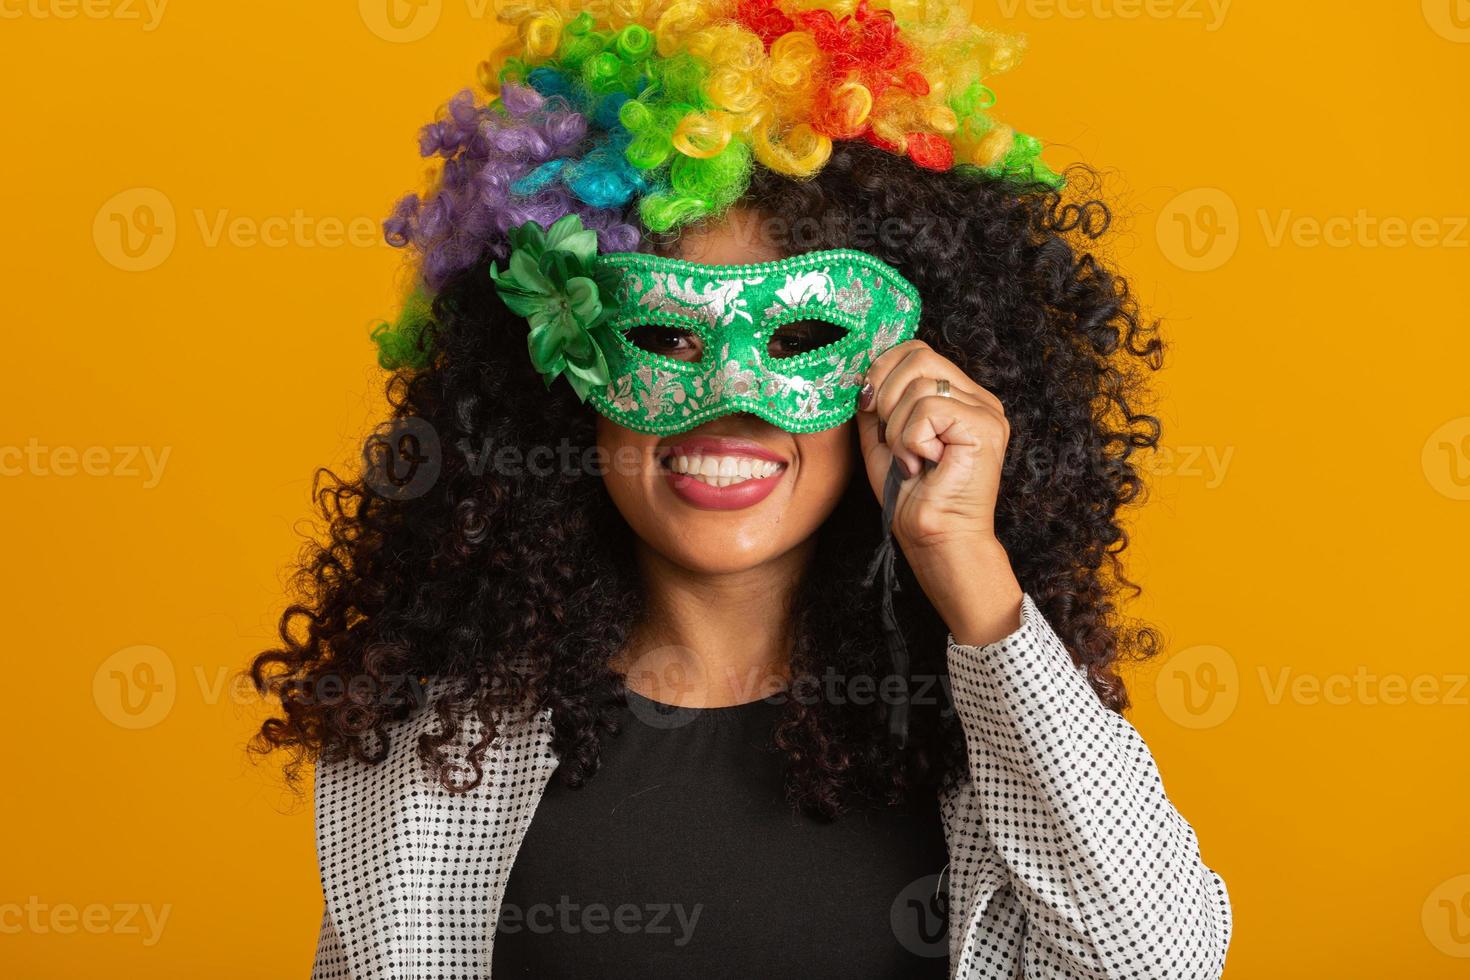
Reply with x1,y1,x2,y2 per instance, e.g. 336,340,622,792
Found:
3,1,1467,976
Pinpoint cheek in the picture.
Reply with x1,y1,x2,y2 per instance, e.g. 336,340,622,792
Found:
596,416,656,508
794,423,857,510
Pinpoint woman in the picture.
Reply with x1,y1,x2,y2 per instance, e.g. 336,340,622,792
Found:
252,2,1232,977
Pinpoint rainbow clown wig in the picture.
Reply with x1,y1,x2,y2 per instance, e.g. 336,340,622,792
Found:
374,0,1062,369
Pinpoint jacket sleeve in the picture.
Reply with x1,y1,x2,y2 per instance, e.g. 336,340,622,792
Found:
946,593,1232,980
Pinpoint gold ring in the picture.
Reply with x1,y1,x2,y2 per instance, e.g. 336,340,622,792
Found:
936,378,951,398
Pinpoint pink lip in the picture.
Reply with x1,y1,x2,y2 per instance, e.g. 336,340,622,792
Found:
658,436,789,511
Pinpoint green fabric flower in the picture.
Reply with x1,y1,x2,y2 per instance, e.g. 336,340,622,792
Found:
490,214,622,401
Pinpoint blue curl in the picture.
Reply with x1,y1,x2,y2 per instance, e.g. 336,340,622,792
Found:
510,158,570,197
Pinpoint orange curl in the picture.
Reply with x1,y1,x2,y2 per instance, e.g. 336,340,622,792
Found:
814,79,873,139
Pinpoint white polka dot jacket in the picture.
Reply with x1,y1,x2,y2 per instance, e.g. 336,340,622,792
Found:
311,594,1233,979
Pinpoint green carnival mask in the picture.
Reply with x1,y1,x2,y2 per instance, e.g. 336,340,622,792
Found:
490,215,922,435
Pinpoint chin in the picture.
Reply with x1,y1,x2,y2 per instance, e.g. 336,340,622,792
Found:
653,524,793,576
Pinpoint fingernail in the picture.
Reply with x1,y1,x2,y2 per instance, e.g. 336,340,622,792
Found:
857,382,874,411
898,457,915,479
877,418,887,443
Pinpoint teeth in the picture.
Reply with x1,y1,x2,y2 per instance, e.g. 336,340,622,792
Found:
666,453,783,486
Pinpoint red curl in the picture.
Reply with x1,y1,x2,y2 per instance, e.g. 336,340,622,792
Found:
736,0,796,49
905,133,954,171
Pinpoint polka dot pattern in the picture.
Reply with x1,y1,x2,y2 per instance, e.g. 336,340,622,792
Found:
311,594,1231,978
942,594,1232,979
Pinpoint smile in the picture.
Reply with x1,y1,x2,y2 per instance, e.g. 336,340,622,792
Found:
663,454,784,487
656,436,789,511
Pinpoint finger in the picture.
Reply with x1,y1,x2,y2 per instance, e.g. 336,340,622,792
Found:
896,398,996,463
894,411,994,513
862,338,930,407
860,340,937,417
869,348,987,425
921,409,1006,513
883,379,984,475
855,399,894,496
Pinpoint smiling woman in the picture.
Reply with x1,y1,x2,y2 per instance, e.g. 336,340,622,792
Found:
247,1,1231,978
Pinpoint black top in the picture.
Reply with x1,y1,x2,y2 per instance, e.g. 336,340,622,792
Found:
492,689,950,979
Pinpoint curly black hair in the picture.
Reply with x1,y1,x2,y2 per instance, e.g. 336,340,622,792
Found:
250,143,1163,818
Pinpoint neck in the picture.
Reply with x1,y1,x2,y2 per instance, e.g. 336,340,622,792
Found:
616,540,813,708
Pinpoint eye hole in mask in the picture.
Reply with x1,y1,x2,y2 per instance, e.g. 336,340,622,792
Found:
624,319,849,363
766,319,849,359
624,324,703,361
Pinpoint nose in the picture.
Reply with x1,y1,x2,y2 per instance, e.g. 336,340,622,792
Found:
692,412,781,437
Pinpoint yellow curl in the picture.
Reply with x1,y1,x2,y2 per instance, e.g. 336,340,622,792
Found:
604,0,654,30
871,122,907,154
686,24,764,72
520,11,563,58
873,87,960,142
827,81,874,138
478,39,522,92
672,110,734,159
970,123,1014,168
925,105,958,133
654,0,706,57
768,30,819,92
753,122,832,177
690,24,767,117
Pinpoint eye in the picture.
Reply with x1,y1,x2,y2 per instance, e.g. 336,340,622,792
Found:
767,319,848,359
624,324,704,362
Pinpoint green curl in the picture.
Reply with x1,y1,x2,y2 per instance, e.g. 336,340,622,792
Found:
613,24,653,61
557,12,606,70
370,287,436,371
